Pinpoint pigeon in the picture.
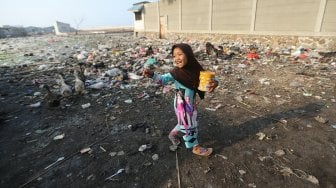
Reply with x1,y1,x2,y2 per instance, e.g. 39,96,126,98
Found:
58,74,72,97
42,85,62,107
74,70,85,94
146,46,154,56
205,42,217,57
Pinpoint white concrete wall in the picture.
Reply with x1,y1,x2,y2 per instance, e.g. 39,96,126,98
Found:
135,0,336,36
134,20,145,31
255,0,320,32
182,0,210,30
144,2,159,31
159,0,180,30
212,0,252,31
322,0,336,32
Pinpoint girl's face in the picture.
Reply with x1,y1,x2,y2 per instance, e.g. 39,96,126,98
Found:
173,47,188,68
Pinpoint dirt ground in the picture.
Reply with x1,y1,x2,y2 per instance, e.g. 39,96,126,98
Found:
0,33,336,188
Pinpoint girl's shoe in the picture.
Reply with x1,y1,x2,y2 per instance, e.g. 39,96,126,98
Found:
192,145,213,156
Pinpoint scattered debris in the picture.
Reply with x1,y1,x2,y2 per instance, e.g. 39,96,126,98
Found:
314,115,328,124
239,170,246,175
80,147,92,154
152,154,159,161
274,149,286,157
105,168,125,181
53,133,65,140
81,103,91,109
279,118,288,124
279,166,319,185
124,99,133,104
169,145,178,152
29,102,41,108
138,144,152,152
44,157,64,170
256,132,266,140
248,183,257,188
215,154,228,160
99,146,106,152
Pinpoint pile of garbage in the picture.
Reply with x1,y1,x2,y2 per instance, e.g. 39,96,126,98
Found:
1,33,336,110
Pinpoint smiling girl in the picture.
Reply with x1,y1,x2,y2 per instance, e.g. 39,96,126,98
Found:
143,43,218,156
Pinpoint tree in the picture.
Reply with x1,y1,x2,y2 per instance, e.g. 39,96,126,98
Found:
74,17,85,35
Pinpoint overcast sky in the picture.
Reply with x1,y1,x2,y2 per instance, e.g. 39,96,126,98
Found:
0,0,157,28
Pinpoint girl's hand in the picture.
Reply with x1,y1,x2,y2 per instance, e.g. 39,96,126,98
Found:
142,68,154,78
208,79,218,93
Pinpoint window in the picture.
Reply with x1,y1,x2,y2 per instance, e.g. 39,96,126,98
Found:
135,12,142,20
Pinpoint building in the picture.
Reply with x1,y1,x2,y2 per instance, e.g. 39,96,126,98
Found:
128,1,150,37
129,0,336,50
54,21,76,36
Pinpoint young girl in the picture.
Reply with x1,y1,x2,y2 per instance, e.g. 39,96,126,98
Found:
143,43,218,156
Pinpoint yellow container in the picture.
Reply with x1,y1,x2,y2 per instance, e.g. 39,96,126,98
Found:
198,71,215,91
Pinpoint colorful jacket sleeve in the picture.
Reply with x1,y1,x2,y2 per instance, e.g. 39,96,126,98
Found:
152,72,175,85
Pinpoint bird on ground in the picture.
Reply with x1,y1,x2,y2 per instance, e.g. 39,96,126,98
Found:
42,85,62,107
58,74,72,97
205,42,217,57
74,70,85,94
146,46,154,56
